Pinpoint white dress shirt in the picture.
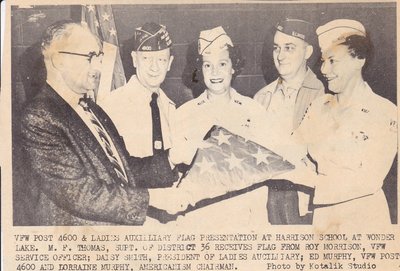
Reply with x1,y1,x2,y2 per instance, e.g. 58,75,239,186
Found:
100,75,176,158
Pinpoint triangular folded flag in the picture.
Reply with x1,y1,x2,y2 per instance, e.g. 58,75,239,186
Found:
178,126,295,205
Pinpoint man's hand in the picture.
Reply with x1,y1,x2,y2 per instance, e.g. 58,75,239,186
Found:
169,141,199,165
148,187,192,215
268,160,317,188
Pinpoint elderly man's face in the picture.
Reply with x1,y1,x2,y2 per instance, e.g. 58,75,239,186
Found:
132,48,173,91
55,27,102,95
273,31,311,81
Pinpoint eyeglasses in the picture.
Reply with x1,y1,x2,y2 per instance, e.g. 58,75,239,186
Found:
58,51,104,63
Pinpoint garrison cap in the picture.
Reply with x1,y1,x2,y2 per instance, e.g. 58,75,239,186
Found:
198,26,233,55
316,19,366,51
275,18,315,44
133,22,172,51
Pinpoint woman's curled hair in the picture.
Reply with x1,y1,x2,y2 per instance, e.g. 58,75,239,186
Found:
340,34,373,72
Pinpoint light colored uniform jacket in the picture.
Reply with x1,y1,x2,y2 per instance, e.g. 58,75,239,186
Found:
294,82,397,230
100,75,176,158
254,68,325,130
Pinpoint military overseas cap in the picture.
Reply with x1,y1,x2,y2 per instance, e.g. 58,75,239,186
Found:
133,22,172,51
198,26,233,55
275,18,315,44
316,19,366,51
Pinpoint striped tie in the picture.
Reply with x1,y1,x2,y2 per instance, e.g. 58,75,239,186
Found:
79,97,129,186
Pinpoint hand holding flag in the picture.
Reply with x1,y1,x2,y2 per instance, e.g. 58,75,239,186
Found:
149,126,294,220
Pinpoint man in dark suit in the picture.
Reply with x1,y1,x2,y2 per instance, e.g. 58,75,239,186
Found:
20,20,179,226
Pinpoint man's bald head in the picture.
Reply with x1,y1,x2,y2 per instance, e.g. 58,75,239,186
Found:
41,20,101,60
41,20,103,95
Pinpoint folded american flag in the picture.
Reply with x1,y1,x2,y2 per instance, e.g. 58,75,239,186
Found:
178,126,295,203
147,126,294,223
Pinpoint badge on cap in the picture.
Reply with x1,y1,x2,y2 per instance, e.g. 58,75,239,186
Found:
133,22,172,52
275,18,314,44
198,26,233,55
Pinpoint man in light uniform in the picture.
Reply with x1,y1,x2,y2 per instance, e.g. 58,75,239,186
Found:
254,18,324,224
101,22,176,160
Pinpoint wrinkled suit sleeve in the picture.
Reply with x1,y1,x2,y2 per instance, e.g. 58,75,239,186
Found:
21,107,149,225
128,151,179,188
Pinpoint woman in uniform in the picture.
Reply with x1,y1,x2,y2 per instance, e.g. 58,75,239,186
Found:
171,26,270,229
173,26,267,155
277,19,397,230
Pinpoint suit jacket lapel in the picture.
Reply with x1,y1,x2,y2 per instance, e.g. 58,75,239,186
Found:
43,85,121,183
89,102,137,186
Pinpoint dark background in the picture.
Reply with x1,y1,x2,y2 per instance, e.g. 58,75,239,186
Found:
11,3,397,225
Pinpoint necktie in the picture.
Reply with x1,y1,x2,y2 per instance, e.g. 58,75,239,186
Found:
79,96,129,186
150,92,163,153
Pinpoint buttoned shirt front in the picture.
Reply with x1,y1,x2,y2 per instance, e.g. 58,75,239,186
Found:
253,69,325,162
100,75,176,158
266,79,301,140
254,68,325,217
254,68,325,133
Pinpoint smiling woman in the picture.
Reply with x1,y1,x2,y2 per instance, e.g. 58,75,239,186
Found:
171,26,271,229
174,26,263,148
320,34,372,96
201,49,234,96
272,19,398,231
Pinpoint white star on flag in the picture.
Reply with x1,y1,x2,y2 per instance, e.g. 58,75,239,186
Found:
102,13,111,22
87,5,95,12
226,152,243,171
214,131,231,146
109,27,117,37
252,148,270,165
158,126,295,217
94,20,100,28
195,157,215,175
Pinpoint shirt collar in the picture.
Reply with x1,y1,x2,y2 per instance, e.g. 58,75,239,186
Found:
127,75,175,106
301,68,323,90
273,68,322,95
129,75,159,98
199,87,239,104
46,75,84,109
347,81,373,108
325,81,372,109
275,78,300,97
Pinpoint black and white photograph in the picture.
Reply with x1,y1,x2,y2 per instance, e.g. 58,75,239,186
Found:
1,0,399,270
